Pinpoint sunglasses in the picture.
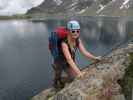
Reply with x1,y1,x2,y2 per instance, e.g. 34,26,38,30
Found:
71,30,80,33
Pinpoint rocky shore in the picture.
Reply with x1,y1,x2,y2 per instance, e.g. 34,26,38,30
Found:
32,42,133,100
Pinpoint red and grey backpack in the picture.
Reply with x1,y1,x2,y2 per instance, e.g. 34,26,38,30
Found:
48,27,69,59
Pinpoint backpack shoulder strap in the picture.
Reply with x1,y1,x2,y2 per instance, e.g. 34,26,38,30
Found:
76,38,80,47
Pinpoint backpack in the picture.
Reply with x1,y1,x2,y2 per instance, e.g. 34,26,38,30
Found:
48,27,69,60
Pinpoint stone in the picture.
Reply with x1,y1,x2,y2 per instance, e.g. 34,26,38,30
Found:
111,95,125,100
31,43,133,100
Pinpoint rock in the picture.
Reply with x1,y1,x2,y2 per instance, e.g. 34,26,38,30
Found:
31,43,133,100
27,0,133,17
32,88,56,100
111,95,125,100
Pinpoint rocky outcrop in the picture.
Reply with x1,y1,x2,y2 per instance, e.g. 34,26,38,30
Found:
27,0,133,17
27,0,113,16
32,42,133,100
27,0,94,15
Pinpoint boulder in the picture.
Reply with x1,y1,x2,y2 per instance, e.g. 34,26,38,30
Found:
32,43,133,100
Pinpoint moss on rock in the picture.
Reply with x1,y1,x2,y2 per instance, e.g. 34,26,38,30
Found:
119,52,133,100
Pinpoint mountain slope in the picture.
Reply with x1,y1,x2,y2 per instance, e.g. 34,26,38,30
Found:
96,0,133,16
27,0,133,17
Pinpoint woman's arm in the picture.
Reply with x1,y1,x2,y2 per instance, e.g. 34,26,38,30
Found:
78,39,97,60
61,42,81,76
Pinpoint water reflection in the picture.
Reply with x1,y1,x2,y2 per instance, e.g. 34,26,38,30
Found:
0,20,51,100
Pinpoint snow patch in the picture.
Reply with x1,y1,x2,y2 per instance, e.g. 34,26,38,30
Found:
96,0,115,14
120,0,130,9
53,0,63,6
76,7,88,14
96,4,105,14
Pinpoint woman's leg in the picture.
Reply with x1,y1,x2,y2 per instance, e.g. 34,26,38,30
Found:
64,66,77,83
52,62,66,89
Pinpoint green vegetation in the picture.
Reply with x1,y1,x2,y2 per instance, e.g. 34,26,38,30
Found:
0,14,31,20
100,0,112,5
119,52,133,100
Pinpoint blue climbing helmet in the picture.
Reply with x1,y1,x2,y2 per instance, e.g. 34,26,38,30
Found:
67,20,80,30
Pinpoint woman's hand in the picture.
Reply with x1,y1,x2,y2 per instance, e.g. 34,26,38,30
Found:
77,71,86,78
94,56,102,61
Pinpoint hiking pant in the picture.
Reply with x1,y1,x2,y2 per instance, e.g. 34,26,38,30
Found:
52,60,74,89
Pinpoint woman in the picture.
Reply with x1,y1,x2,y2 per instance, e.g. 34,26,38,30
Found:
53,20,101,89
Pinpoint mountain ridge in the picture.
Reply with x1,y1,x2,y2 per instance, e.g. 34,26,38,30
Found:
27,0,133,17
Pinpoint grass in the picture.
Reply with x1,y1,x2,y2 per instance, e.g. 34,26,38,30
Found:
119,52,133,100
0,14,32,20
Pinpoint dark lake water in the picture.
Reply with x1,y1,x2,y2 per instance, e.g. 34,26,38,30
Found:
0,17,132,100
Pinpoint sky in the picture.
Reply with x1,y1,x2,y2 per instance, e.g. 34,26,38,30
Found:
0,0,44,16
